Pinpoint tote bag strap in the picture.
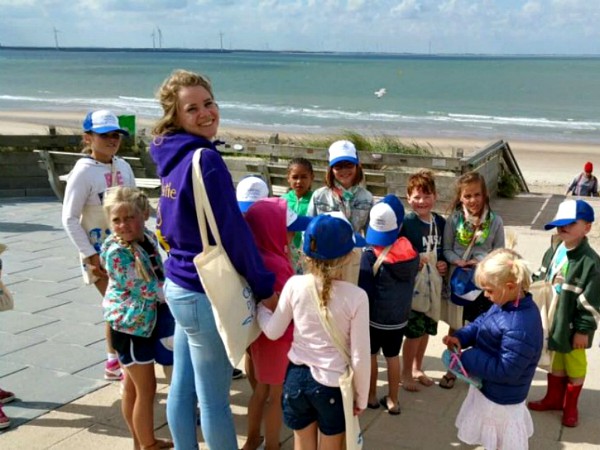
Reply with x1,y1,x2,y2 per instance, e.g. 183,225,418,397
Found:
191,149,223,249
426,216,437,254
110,159,118,187
462,223,480,261
372,245,392,276
308,276,352,366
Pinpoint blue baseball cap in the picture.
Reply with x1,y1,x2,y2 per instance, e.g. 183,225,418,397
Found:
544,199,595,230
303,214,363,260
286,207,312,232
366,194,404,246
82,110,129,135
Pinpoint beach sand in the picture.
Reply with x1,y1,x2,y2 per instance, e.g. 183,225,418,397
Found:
1,110,598,194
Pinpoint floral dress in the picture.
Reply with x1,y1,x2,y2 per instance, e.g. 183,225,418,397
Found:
101,230,165,337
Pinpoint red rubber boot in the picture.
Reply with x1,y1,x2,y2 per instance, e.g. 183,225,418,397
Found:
562,383,583,427
527,373,566,411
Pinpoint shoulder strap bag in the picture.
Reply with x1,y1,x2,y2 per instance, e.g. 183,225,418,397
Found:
191,149,260,367
308,276,363,450
79,160,120,283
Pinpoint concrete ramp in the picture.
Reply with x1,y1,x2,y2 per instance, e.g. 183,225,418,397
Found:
491,193,564,228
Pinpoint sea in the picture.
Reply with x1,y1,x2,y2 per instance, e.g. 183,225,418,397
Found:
1,48,599,144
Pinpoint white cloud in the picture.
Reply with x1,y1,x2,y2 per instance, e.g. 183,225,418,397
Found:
0,0,598,53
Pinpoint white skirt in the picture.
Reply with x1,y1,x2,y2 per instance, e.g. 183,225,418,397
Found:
456,385,534,450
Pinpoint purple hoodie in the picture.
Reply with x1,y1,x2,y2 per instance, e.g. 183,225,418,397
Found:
150,132,274,300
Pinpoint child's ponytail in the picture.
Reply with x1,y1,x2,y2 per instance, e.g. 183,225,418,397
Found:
304,255,347,308
474,247,533,293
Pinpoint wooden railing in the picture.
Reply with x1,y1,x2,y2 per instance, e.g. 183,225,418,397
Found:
1,133,528,204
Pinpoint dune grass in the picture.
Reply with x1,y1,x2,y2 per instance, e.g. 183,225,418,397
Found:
295,130,434,155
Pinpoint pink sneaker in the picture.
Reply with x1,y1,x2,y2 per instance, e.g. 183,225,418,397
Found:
104,359,123,381
0,406,10,430
0,389,15,404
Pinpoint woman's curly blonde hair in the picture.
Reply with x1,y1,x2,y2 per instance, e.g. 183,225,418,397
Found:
152,69,214,138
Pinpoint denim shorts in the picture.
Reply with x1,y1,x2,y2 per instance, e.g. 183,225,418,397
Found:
283,363,345,436
110,328,155,367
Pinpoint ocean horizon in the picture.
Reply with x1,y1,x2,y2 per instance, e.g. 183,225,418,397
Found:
1,48,599,144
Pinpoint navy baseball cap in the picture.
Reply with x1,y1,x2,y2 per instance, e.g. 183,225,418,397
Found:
303,214,363,260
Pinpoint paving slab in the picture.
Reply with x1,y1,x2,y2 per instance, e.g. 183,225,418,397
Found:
38,302,105,326
0,331,46,356
3,341,104,374
0,365,107,426
0,310,59,334
10,293,71,314
20,320,106,347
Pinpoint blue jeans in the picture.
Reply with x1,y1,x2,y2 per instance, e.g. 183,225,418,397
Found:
165,279,237,450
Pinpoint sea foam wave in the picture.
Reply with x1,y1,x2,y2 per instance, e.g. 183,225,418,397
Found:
1,94,598,133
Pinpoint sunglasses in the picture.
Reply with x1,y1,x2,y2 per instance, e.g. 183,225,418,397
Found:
332,162,356,170
96,132,122,139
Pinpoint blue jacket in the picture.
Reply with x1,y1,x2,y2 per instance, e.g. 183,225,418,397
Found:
454,294,543,405
358,239,419,330
150,133,274,300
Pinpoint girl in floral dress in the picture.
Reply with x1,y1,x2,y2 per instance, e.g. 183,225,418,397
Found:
101,186,172,450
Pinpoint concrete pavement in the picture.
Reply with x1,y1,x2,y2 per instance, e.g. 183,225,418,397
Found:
0,195,599,449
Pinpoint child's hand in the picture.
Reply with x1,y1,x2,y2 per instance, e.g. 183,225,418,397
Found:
436,260,448,276
455,259,468,268
572,332,589,349
87,254,107,279
261,293,278,312
443,335,461,351
419,254,429,270
353,403,364,416
465,259,478,267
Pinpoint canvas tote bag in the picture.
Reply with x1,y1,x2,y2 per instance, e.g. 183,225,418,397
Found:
0,280,14,312
191,149,261,367
412,220,442,320
530,280,557,371
0,244,13,312
341,248,362,285
78,161,119,283
309,276,363,450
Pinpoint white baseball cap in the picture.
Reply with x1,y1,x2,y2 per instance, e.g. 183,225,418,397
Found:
366,195,405,246
236,176,269,213
82,110,129,135
328,140,359,167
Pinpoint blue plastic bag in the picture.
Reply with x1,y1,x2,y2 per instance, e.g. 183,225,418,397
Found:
449,267,482,306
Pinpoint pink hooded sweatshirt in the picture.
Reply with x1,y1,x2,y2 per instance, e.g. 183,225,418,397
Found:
245,197,295,342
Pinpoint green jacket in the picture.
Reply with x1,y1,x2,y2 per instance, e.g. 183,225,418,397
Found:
535,237,600,353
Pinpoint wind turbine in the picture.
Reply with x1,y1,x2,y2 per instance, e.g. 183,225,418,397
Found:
53,27,60,49
157,27,162,49
151,29,156,49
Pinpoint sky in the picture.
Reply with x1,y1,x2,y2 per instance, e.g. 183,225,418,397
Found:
1,0,599,55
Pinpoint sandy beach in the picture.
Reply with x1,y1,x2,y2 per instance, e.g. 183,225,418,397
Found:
1,110,598,194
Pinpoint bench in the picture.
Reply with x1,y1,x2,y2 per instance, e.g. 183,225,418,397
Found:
34,150,160,201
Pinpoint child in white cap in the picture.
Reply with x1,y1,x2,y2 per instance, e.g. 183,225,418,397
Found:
528,199,600,428
358,194,419,415
62,109,135,382
236,175,270,213
257,214,370,450
307,140,373,233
